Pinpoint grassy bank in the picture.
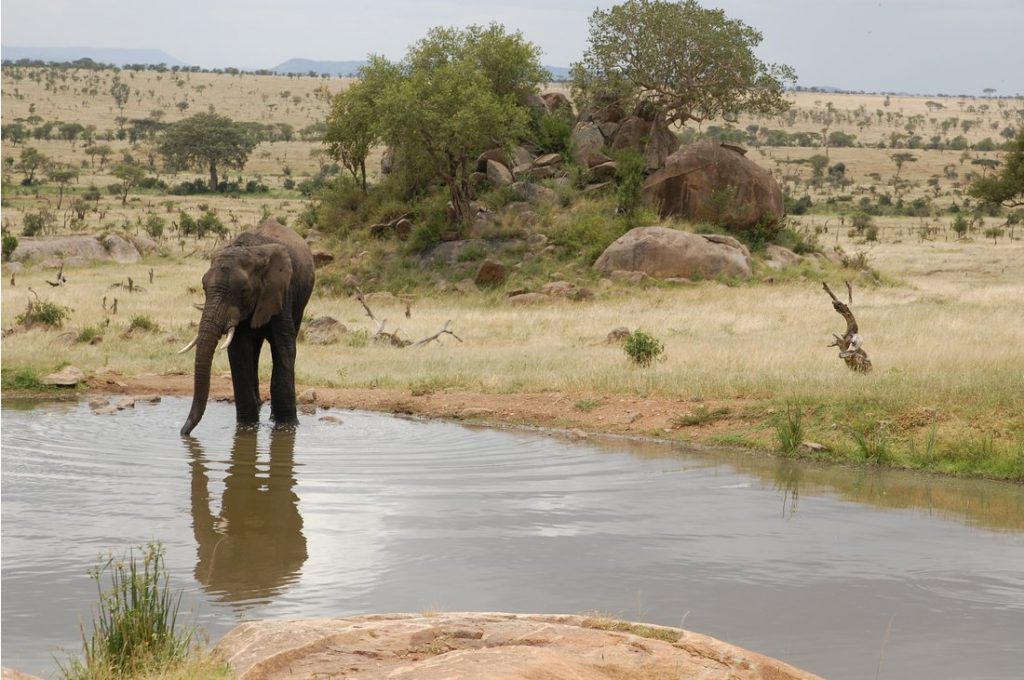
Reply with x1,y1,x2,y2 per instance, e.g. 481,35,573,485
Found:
2,230,1022,481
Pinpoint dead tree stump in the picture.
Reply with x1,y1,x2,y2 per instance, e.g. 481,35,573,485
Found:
823,281,872,373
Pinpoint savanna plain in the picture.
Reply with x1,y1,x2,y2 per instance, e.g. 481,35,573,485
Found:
2,65,1023,483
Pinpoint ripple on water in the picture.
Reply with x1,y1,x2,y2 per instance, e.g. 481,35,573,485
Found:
2,397,1024,680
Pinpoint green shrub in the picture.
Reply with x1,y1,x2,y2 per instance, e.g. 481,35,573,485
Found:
196,210,227,238
850,424,893,465
58,543,194,679
128,315,158,332
22,208,55,236
612,148,646,221
77,325,103,343
143,214,165,238
550,209,630,263
624,330,664,367
530,111,574,155
774,403,804,454
2,231,17,260
16,299,71,327
673,404,730,427
2,367,43,390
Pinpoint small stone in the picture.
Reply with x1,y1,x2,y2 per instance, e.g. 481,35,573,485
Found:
607,327,630,343
92,405,120,416
298,389,318,405
89,398,111,410
136,394,162,403
319,415,344,424
460,407,494,419
299,403,317,415
41,366,85,387
800,441,829,453
115,398,136,410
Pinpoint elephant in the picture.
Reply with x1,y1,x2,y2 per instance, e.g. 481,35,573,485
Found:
179,218,315,436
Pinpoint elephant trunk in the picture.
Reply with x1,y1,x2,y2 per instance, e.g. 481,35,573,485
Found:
181,307,226,436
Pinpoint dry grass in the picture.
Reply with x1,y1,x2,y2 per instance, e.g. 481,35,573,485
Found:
3,228,1022,474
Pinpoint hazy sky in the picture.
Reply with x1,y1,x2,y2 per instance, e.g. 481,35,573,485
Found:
2,0,1021,95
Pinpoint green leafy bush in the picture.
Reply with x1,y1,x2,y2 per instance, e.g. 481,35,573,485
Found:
624,330,664,367
2,231,17,260
16,300,71,327
144,214,165,238
128,315,159,332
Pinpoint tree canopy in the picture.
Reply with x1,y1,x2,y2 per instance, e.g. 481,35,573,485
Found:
158,112,257,191
969,130,1024,207
325,23,544,224
571,0,796,126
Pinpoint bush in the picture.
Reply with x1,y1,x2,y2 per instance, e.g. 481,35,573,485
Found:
196,210,227,238
624,330,664,367
16,299,71,327
144,214,165,238
612,148,646,221
529,110,573,155
22,209,55,236
774,404,804,454
128,315,159,332
2,367,43,390
2,231,17,260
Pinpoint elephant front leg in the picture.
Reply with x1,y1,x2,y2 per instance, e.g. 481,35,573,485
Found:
267,331,298,426
228,336,261,425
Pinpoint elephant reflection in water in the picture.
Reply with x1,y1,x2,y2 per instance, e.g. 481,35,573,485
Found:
187,428,306,603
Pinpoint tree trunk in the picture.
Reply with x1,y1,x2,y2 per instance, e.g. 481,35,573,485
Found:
209,161,219,192
449,178,473,225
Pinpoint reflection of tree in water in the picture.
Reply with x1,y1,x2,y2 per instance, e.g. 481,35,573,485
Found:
186,428,306,605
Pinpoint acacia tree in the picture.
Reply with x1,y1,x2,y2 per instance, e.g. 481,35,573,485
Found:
111,161,147,206
323,56,398,194
337,24,543,224
969,129,1024,207
45,163,79,210
158,112,256,191
571,0,795,128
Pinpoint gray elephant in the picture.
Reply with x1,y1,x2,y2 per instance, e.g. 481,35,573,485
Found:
179,218,315,436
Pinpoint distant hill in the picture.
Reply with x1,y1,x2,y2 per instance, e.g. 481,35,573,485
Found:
272,58,572,81
1,46,185,67
271,59,366,77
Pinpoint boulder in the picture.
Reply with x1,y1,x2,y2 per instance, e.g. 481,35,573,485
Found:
508,292,552,305
474,258,508,286
540,91,574,117
11,235,109,266
609,116,680,171
765,244,802,270
486,159,514,187
641,141,784,235
533,153,563,168
477,148,510,173
594,227,752,280
312,250,335,268
41,365,85,387
128,234,159,255
302,316,346,345
587,161,618,183
570,122,611,167
511,146,535,167
510,181,556,204
213,613,823,680
100,234,143,263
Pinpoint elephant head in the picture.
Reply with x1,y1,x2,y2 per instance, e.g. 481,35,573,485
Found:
180,242,293,436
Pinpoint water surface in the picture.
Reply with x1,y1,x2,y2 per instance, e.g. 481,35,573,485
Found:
2,397,1022,679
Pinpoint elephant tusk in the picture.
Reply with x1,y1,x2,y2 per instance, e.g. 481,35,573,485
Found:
192,302,205,311
177,335,199,354
218,326,235,351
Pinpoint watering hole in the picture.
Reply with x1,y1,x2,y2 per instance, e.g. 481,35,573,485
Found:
1,397,1022,679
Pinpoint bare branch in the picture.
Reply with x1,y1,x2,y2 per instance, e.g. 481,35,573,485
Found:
412,320,463,347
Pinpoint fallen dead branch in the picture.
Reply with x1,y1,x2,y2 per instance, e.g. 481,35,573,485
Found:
354,287,460,348
823,281,872,373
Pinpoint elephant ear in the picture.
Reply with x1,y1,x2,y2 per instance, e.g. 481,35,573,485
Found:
251,244,293,328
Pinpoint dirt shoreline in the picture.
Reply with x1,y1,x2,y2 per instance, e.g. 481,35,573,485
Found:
72,370,767,450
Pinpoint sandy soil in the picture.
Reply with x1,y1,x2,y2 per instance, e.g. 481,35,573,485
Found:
82,369,766,447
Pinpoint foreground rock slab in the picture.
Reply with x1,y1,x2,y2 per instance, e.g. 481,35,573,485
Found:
214,613,822,680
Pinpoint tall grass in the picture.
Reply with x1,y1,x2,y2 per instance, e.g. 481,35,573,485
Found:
774,403,804,454
59,543,199,680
